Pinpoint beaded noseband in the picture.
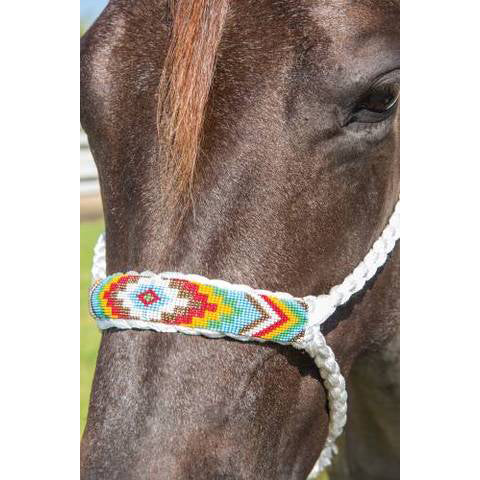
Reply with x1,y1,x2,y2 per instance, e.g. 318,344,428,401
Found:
89,201,400,478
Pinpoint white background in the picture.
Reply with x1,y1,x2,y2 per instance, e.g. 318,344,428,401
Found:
0,1,478,478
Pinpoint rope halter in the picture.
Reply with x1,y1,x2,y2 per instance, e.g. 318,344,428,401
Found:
89,201,400,478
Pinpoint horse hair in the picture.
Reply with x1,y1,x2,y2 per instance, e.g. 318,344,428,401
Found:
157,0,229,219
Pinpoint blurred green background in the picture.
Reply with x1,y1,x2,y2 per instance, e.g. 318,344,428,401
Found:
80,219,103,433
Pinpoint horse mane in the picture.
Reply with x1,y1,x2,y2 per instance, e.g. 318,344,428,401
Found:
157,0,229,216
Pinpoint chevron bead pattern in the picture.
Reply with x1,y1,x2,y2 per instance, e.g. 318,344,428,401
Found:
90,273,309,343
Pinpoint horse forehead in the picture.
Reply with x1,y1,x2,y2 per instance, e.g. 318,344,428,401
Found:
297,0,400,81
233,0,400,69
307,0,400,41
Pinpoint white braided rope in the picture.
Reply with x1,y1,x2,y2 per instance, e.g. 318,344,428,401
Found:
91,232,106,283
303,327,347,476
304,200,400,330
90,201,399,477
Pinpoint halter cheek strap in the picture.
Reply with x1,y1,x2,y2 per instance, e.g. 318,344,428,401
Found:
89,201,400,477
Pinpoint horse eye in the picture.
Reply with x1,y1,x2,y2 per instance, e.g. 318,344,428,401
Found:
348,80,399,125
360,85,399,114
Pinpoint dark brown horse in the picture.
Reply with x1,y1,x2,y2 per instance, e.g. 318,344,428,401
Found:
80,1,399,478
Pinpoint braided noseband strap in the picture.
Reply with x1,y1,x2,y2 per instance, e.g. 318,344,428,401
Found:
89,201,400,477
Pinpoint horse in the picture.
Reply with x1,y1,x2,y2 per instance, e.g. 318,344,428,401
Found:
80,1,400,479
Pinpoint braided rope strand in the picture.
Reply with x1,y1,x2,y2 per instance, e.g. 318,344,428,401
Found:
91,232,106,282
305,201,400,328
90,201,400,477
303,328,347,477
328,201,400,310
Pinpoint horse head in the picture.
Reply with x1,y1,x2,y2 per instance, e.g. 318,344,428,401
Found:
81,1,399,478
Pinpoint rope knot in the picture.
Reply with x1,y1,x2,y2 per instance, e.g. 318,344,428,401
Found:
305,294,337,330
